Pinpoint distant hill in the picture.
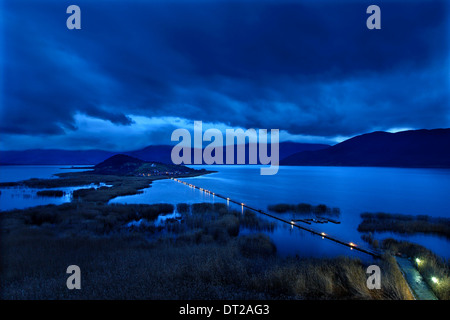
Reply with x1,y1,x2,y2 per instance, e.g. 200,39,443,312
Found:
126,145,174,164
280,128,450,168
0,142,329,165
0,149,114,165
93,154,201,176
94,154,145,175
277,142,330,161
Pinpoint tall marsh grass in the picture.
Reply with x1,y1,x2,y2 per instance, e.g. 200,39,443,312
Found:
359,212,450,238
382,239,449,300
0,201,414,300
0,229,413,300
268,203,340,216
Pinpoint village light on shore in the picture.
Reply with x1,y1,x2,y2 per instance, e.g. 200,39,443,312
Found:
431,277,439,284
415,258,422,265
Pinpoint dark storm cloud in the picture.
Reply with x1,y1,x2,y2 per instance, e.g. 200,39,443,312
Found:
1,0,449,149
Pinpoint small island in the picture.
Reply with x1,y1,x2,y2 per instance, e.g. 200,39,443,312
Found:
92,154,208,177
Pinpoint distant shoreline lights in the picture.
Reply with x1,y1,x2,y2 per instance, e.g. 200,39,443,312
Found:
170,121,279,175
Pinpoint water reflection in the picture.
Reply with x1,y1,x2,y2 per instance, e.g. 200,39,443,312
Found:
110,166,450,259
0,183,110,211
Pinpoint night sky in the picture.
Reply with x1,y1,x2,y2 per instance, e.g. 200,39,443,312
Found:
1,0,449,151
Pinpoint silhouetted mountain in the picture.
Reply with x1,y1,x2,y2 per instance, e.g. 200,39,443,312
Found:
281,129,450,168
0,142,329,165
94,154,145,175
93,154,201,176
278,142,330,161
127,145,175,163
186,142,330,164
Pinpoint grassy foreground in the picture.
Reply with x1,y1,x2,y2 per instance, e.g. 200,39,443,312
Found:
0,199,414,300
382,239,450,300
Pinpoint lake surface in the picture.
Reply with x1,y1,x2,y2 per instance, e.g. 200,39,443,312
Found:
1,165,449,260
111,165,450,259
0,165,93,183
0,183,110,211
0,165,98,211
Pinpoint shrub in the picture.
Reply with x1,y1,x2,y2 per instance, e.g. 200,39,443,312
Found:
36,190,64,197
238,234,276,258
296,203,312,213
192,203,214,214
241,210,275,231
176,203,190,214
267,204,293,213
267,203,341,217
358,212,450,238
139,203,174,220
176,230,204,245
213,203,229,216
218,215,240,237
95,214,118,234
24,210,59,226
313,204,328,214
361,233,374,244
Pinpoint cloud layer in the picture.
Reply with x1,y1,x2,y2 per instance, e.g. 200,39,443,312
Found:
1,0,449,150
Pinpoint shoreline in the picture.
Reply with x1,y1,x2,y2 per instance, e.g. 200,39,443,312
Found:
0,168,216,202
0,167,447,299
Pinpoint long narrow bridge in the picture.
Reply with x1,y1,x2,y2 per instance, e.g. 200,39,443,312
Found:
171,178,381,258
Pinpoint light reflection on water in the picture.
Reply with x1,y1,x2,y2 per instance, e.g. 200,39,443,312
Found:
110,165,450,260
1,165,448,260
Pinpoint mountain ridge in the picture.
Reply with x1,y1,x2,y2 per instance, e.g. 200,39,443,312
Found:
0,142,329,165
280,128,450,168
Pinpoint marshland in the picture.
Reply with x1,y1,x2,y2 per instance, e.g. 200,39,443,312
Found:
0,164,449,299
0,201,413,300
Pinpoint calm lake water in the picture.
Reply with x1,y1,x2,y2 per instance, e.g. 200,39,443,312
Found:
1,165,449,260
0,165,97,211
0,165,93,182
111,165,450,260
